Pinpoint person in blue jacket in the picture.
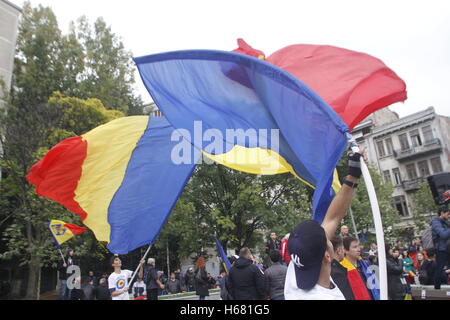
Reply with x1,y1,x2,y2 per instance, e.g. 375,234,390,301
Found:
430,206,450,289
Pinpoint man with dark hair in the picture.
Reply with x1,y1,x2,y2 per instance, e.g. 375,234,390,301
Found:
264,250,288,300
284,151,363,300
340,236,372,300
330,236,355,300
57,248,77,300
430,205,450,289
385,246,407,300
228,248,265,300
108,256,144,300
265,232,281,255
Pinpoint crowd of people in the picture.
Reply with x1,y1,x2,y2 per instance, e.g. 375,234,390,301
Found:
216,151,450,300
57,252,219,300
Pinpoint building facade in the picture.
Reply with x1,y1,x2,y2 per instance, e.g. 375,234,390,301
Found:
352,107,450,229
143,102,164,117
0,0,21,181
0,0,21,98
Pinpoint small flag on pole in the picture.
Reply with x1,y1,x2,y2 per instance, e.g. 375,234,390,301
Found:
48,220,87,248
214,237,232,273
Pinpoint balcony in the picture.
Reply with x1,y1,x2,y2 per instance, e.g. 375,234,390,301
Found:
394,138,442,162
402,177,424,192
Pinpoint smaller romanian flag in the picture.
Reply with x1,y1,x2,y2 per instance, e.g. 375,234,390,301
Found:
214,237,232,273
49,220,87,248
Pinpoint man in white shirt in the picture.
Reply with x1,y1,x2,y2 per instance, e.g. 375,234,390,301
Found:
108,256,145,300
284,150,363,300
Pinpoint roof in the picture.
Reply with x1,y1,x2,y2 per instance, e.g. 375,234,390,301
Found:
1,0,22,12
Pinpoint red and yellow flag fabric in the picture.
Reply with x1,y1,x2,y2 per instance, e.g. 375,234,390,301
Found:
48,220,87,247
341,258,372,300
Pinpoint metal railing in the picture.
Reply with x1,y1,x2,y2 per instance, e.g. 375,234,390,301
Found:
394,138,441,161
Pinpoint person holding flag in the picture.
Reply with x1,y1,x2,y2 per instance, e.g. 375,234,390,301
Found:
48,219,87,300
108,256,145,300
284,150,363,300
57,248,77,300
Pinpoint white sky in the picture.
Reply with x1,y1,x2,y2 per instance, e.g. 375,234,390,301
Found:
10,0,450,118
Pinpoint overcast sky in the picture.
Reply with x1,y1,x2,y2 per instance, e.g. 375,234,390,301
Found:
10,0,450,118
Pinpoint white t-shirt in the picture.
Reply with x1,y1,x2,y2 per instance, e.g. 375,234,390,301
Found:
108,269,133,300
284,261,345,300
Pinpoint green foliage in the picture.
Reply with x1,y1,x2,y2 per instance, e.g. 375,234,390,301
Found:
410,181,439,231
72,16,143,114
47,92,125,135
1,1,141,298
338,158,404,242
12,2,143,114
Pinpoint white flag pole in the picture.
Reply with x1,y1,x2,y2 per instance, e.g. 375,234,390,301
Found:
129,244,153,286
348,136,388,300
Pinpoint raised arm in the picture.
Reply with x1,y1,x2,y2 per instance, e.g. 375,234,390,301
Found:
321,151,362,240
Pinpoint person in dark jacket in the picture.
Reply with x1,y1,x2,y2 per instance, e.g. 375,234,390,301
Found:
385,246,407,300
57,248,78,300
264,250,287,300
207,273,216,289
330,236,355,300
95,278,112,300
81,279,96,300
184,267,196,292
143,258,164,300
219,256,238,300
194,257,210,300
87,271,98,287
229,247,265,300
166,272,182,294
420,249,447,286
265,233,281,256
430,206,450,289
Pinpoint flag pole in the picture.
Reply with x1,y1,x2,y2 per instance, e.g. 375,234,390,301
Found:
129,244,153,286
58,248,66,265
348,135,388,300
349,207,359,241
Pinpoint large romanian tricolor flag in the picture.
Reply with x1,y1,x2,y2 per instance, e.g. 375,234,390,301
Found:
28,40,406,255
48,220,87,247
28,117,198,254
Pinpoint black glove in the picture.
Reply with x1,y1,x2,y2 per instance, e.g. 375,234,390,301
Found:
347,151,361,179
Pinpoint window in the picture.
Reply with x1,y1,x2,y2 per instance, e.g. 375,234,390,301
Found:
377,140,386,158
383,170,392,184
422,125,434,143
393,196,409,217
417,160,430,177
430,157,443,173
385,138,394,155
410,129,422,147
406,163,418,180
393,168,402,185
399,133,410,151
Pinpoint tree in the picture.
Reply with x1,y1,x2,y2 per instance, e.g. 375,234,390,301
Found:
154,161,312,268
1,2,138,299
75,16,143,115
338,158,404,243
410,181,439,232
0,94,123,299
12,2,66,107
